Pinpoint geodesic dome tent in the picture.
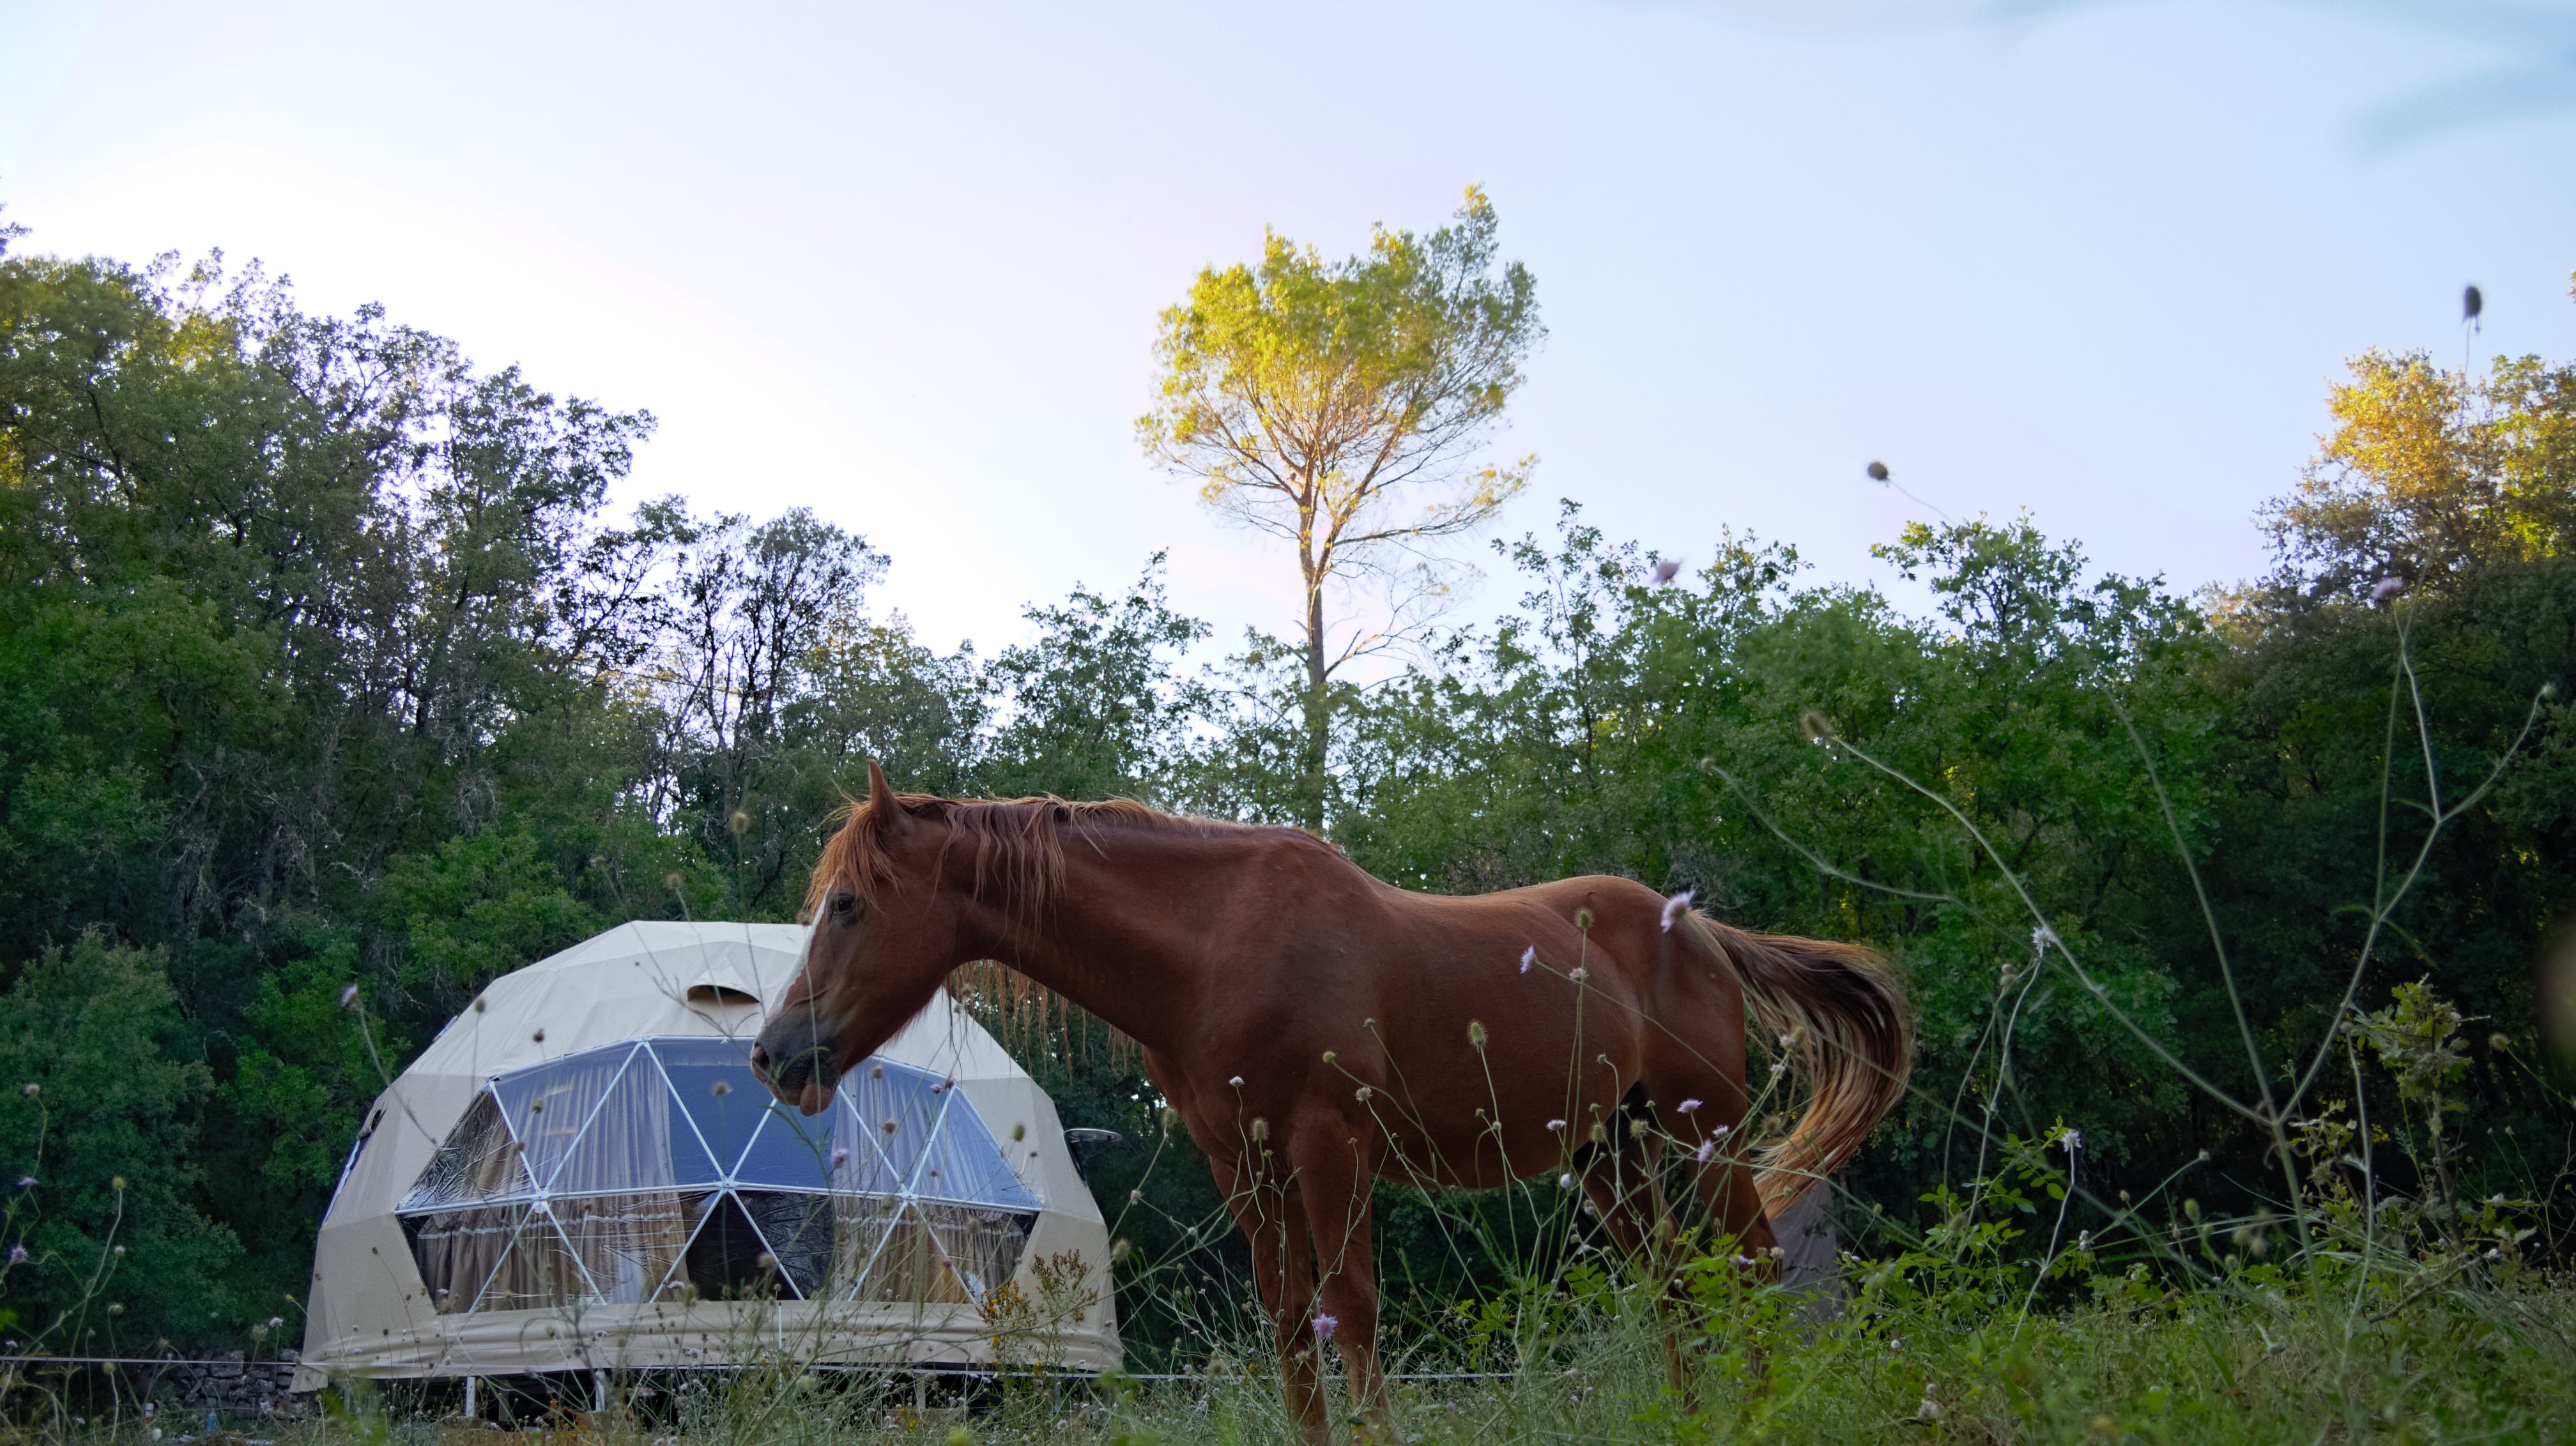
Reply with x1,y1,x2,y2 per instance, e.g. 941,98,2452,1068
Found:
294,922,1117,1389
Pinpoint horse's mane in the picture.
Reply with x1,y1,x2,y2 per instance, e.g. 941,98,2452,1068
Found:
803,791,1300,1068
803,789,1284,922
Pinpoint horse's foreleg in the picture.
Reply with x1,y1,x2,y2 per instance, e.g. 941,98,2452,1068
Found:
1213,1152,1326,1445
1294,1134,1390,1442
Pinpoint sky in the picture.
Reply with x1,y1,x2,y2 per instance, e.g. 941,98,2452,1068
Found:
3,0,2572,662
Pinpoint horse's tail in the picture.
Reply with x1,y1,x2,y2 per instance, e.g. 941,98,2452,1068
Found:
1686,915,1913,1217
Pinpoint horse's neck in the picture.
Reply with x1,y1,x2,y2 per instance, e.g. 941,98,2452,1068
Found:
958,824,1231,1057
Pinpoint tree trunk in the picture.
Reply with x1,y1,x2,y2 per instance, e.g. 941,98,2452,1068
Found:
1300,571,1330,832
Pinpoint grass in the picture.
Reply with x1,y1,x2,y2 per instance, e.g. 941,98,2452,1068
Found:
15,1265,2568,1443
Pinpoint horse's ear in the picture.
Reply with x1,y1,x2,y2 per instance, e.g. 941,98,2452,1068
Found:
864,760,912,837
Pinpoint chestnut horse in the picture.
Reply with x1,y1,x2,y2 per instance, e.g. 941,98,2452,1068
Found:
752,765,1910,1442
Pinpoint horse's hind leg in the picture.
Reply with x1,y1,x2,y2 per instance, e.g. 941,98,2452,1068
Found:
1574,1101,1698,1396
1213,1152,1328,1445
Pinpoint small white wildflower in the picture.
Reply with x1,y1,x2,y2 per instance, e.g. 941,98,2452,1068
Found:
1519,947,1536,974
1558,1173,1577,1191
4,1245,23,1265
266,1316,283,1330
339,984,360,1009
1676,1098,1702,1115
1713,1123,1730,1138
1128,1189,1143,1205
829,1146,850,1170
1547,1119,1567,1132
1695,1140,1715,1163
1770,1061,1788,1077
1660,890,1694,931
1651,559,1682,585
2057,1127,2082,1152
1229,1076,1245,1088
2032,924,2059,955
1354,1085,1373,1103
2370,575,2405,604
1312,1313,1338,1341
1569,966,1588,982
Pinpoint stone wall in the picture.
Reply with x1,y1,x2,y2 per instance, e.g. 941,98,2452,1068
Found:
0,1354,309,1424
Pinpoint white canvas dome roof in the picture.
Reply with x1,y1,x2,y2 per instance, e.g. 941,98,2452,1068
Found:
295,922,1118,1388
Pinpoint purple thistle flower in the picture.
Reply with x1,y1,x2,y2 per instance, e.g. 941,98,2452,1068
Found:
1695,1140,1715,1163
1651,559,1682,585
1519,947,1536,974
1713,1123,1730,1138
6,1245,24,1265
12,1178,29,1190
1660,890,1694,931
1312,1313,1338,1341
1676,1099,1703,1115
829,1146,850,1171
1547,1118,1567,1132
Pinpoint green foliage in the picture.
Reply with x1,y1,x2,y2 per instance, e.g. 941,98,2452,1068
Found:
0,933,236,1344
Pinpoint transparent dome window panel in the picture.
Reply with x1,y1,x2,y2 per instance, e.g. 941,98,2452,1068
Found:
848,1063,947,1190
400,1205,525,1314
827,1104,905,1196
547,1055,722,1195
551,1192,694,1305
732,1104,839,1191
652,1037,776,1176
492,1044,640,1193
829,1192,905,1299
401,1093,528,1211
911,1097,1043,1211
678,1191,794,1302
852,1204,972,1305
736,1190,836,1298
918,1203,1036,1304
466,1206,593,1313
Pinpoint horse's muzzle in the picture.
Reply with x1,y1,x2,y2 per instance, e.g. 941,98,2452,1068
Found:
751,1007,842,1115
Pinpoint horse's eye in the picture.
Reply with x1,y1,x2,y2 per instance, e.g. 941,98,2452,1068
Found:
829,892,858,920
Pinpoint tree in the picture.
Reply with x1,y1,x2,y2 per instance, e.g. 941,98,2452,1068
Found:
2264,281,2576,602
979,554,1210,803
1138,188,1543,827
